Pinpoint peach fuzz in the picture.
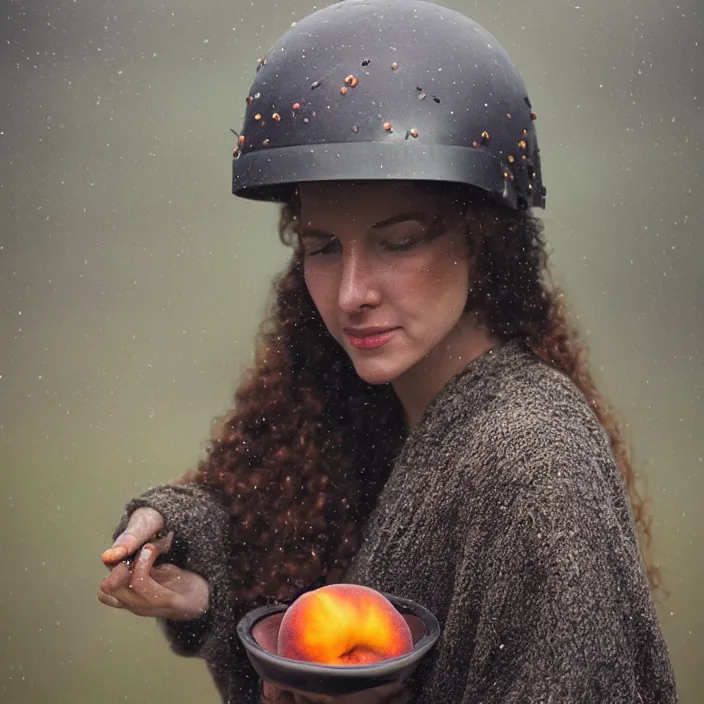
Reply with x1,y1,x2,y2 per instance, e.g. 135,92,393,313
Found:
276,584,414,666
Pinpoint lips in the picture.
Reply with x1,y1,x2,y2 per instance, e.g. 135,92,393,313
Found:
344,327,398,350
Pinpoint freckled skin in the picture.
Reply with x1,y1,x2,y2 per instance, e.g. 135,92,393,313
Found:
277,584,414,665
299,182,473,390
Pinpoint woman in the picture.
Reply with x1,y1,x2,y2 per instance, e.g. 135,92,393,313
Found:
98,1,677,702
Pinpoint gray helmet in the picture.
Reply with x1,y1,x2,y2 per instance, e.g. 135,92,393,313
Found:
231,0,546,210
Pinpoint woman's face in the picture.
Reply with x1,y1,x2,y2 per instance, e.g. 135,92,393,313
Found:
299,181,472,385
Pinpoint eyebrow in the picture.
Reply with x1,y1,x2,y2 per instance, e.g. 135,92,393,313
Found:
299,211,431,239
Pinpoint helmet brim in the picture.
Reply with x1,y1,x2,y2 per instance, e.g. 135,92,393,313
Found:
232,141,537,209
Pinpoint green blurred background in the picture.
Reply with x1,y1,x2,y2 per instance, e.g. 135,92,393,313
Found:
1,0,701,701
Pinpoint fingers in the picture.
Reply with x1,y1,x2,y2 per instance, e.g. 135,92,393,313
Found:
101,534,172,593
103,576,174,617
102,508,165,566
293,694,332,704
149,562,181,587
121,546,176,612
282,684,334,704
129,543,159,587
99,545,171,615
101,562,132,592
97,541,208,621
97,589,124,609
299,682,407,704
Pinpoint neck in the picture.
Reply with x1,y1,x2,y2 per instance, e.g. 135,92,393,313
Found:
392,314,497,427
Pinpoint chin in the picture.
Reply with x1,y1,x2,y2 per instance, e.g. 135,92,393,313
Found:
350,356,410,385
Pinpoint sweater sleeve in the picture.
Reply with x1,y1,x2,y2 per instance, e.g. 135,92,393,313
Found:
445,453,677,704
112,483,239,664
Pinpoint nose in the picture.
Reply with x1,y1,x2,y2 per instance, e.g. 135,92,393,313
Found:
337,247,381,313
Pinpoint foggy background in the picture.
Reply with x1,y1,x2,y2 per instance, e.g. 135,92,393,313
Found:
1,0,701,701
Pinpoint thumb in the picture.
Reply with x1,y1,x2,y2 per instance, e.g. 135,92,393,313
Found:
102,508,165,566
102,530,141,564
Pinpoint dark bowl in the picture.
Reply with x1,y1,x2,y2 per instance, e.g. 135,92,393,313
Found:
236,592,441,697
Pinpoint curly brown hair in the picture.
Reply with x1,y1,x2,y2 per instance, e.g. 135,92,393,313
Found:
184,183,663,607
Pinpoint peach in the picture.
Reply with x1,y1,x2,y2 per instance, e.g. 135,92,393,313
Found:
276,584,414,666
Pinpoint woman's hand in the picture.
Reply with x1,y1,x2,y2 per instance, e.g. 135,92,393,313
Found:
98,507,210,621
101,506,166,567
262,681,411,704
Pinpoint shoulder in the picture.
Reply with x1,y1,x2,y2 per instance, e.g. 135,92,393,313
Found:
454,345,610,458
489,354,610,458
448,347,620,509
447,351,644,567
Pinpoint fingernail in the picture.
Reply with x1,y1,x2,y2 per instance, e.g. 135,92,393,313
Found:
139,547,152,563
103,546,127,563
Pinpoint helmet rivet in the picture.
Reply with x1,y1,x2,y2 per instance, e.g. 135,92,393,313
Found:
292,103,301,111
518,139,527,149
254,113,262,121
263,138,270,146
391,62,399,70
506,113,512,119
310,80,322,90
246,96,253,105
384,122,393,132
522,128,529,137
340,86,349,95
472,140,480,148
232,147,240,158
345,75,359,88
503,170,510,179
508,155,516,163
238,135,246,145
352,125,360,133
405,128,419,139
530,112,537,120
481,130,490,141
272,113,281,121
254,93,261,100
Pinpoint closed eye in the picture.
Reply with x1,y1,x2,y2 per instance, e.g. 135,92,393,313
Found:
382,236,421,253
304,237,340,256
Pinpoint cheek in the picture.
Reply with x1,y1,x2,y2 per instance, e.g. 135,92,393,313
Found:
447,260,471,303
439,241,471,301
412,257,470,316
304,264,336,318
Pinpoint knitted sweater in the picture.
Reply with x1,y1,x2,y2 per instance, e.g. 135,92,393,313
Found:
114,341,677,703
